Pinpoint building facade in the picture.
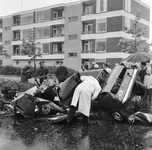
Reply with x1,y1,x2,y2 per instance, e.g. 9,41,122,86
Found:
0,0,150,70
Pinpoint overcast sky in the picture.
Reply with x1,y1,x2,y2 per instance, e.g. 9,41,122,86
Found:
0,0,151,40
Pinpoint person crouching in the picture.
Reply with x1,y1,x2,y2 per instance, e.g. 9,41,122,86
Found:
67,75,101,125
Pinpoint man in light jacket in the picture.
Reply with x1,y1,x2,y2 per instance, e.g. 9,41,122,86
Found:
67,75,101,125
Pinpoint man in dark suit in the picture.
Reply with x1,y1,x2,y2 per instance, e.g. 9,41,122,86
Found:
139,62,147,84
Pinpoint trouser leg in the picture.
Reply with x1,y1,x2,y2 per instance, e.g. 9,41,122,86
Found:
67,105,77,122
82,114,89,125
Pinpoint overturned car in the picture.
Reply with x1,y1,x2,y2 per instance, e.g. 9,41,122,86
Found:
94,64,145,121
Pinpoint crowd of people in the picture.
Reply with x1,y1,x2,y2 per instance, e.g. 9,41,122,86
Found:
20,61,69,85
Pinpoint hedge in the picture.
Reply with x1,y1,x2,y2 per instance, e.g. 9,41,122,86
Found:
0,65,75,77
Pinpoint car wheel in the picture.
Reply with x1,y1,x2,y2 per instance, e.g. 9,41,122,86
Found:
40,105,51,115
111,111,124,122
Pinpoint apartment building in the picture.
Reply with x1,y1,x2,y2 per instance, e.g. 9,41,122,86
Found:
1,0,150,70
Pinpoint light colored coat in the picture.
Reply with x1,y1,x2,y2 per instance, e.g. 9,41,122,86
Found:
144,74,152,89
71,76,101,117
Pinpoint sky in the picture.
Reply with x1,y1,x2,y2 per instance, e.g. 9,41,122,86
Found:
0,0,151,40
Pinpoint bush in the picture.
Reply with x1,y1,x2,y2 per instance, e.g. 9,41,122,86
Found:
0,66,21,76
0,65,76,77
0,78,36,92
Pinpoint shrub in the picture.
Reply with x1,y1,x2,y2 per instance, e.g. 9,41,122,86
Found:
0,66,21,76
0,78,36,92
0,65,76,77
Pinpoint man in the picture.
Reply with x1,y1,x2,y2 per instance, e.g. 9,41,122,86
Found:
20,61,33,83
55,62,68,83
139,62,147,84
37,61,48,84
144,68,152,106
67,75,101,125
89,62,96,70
103,62,112,74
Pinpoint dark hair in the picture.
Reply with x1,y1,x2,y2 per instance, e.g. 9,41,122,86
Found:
141,62,146,66
103,62,108,67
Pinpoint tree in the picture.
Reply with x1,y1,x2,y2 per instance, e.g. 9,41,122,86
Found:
118,10,149,54
21,30,42,81
0,45,10,58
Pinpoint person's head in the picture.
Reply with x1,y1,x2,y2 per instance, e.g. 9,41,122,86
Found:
28,61,31,66
92,61,96,66
39,61,44,68
103,62,108,69
59,61,63,66
140,62,146,69
115,63,119,67
107,63,111,68
94,64,99,69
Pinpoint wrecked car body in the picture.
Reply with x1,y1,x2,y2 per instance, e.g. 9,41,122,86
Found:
0,64,146,124
94,64,145,122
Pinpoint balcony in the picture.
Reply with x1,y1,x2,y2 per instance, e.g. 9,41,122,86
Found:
82,31,93,35
12,38,20,41
52,34,64,37
12,53,64,60
81,50,93,53
52,16,64,20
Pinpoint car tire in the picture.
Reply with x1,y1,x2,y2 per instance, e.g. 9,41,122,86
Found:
111,111,124,122
40,105,51,115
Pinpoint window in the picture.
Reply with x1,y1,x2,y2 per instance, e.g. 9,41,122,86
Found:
53,9,64,20
43,26,50,37
125,0,131,12
96,39,106,52
5,41,11,45
42,43,49,54
53,43,63,53
13,31,20,40
0,35,2,42
68,52,77,57
96,0,107,13
69,16,78,23
84,22,93,34
84,41,92,52
36,9,50,22
43,9,50,21
13,16,20,25
21,13,33,25
53,26,64,37
27,29,32,38
96,19,106,33
36,11,42,22
68,34,78,40
36,28,42,38
84,4,93,15
35,26,50,38
0,22,2,29
13,45,20,54
22,29,32,39
22,30,27,39
5,26,11,31
125,18,130,32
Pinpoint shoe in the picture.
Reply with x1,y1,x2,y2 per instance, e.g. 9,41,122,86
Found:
82,115,90,126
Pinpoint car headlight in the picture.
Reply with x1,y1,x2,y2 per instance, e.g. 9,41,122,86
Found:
117,90,124,97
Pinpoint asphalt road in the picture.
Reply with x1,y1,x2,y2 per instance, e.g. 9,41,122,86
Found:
0,112,152,150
